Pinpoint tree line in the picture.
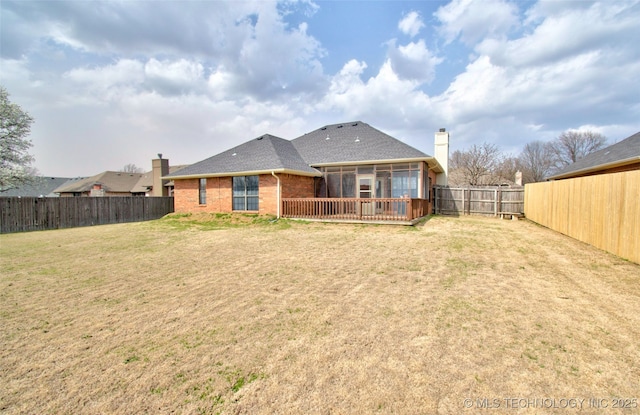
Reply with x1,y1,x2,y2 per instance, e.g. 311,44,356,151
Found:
448,131,607,186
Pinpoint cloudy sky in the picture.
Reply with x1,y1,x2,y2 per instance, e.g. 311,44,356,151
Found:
2,0,639,177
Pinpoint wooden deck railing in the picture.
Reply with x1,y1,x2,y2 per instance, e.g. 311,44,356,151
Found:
281,198,430,222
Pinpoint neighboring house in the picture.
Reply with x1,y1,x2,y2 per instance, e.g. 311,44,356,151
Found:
54,171,145,197
0,177,72,197
51,156,186,197
548,131,640,180
165,121,448,221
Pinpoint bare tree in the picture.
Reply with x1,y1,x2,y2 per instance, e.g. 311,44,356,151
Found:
494,155,520,185
552,130,607,168
121,163,144,173
518,140,556,183
449,142,503,186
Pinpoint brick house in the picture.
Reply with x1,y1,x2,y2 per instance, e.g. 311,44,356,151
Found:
54,171,145,197
165,122,449,223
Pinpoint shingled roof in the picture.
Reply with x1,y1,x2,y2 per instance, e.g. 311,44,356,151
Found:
0,177,72,197
53,171,144,193
165,134,321,179
548,131,640,180
166,122,436,180
292,121,430,165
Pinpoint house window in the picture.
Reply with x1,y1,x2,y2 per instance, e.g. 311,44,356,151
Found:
199,178,207,204
233,176,259,211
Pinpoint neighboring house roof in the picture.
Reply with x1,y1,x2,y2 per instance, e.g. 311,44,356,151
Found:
0,177,72,197
165,134,322,179
166,121,442,180
53,171,144,193
548,131,640,180
292,121,431,165
130,165,190,193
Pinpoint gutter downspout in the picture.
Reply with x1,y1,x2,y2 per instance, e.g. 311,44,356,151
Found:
271,171,281,219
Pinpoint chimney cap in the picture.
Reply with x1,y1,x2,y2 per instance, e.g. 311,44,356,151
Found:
157,153,163,159
439,128,446,132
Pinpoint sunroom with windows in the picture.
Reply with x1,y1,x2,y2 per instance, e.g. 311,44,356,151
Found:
281,162,434,222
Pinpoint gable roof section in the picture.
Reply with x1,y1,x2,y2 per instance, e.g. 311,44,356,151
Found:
548,131,640,180
53,171,144,193
165,134,321,179
292,121,430,165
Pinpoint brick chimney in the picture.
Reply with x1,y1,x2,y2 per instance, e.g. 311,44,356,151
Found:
152,154,169,197
434,128,449,186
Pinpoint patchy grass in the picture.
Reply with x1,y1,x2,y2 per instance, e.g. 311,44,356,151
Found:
156,212,293,231
1,215,639,414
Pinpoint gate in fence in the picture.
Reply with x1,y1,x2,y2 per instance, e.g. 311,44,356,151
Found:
433,186,524,217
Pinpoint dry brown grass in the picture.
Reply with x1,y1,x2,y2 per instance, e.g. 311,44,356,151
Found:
1,214,639,415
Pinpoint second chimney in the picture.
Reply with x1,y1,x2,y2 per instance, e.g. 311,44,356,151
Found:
152,156,170,197
434,128,449,186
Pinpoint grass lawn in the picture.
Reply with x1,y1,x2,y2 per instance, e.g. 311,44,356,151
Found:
1,214,639,414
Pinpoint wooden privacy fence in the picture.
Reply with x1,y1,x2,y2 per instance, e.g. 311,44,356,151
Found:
524,170,640,264
434,186,524,217
0,197,174,233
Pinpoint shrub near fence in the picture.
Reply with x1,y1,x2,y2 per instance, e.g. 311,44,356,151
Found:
0,197,174,233
524,170,640,264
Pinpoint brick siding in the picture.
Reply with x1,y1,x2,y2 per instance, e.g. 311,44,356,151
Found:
173,173,316,215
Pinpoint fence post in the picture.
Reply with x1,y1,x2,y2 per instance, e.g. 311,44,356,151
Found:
462,188,466,215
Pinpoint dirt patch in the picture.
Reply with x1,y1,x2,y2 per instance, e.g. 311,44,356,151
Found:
1,215,639,414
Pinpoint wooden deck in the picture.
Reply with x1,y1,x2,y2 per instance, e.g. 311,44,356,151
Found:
281,198,430,224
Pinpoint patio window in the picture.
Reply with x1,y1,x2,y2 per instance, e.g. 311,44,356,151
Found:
199,178,206,204
233,176,259,211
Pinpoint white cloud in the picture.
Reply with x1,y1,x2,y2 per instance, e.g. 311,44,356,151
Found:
320,59,436,138
232,11,327,99
478,1,640,68
3,1,327,101
65,59,144,86
435,0,519,46
422,0,640,154
387,39,442,83
144,59,205,95
61,59,145,106
398,11,425,37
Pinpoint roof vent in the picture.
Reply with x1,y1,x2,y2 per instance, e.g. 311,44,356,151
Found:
257,136,263,140
337,125,343,128
355,137,360,143
325,136,330,140
321,127,327,130
232,152,237,156
352,123,358,126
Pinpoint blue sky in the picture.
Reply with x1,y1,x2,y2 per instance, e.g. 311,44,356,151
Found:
2,0,639,176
